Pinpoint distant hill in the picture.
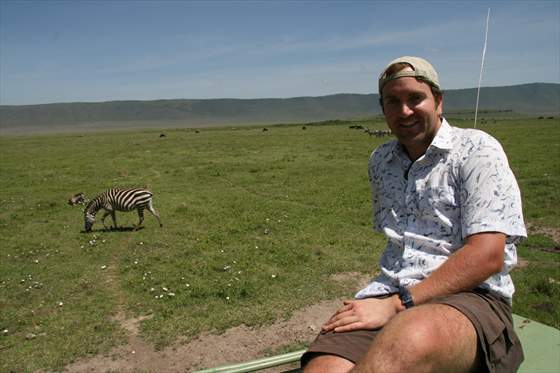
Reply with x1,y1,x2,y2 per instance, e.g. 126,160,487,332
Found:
1,83,558,134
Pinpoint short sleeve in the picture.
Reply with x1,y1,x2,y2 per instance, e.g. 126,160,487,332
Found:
459,135,526,241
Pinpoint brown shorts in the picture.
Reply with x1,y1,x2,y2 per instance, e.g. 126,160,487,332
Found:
301,288,524,373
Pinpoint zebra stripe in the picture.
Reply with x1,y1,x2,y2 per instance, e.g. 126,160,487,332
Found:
84,188,162,232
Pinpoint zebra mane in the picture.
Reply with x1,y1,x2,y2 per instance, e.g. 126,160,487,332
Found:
84,193,104,214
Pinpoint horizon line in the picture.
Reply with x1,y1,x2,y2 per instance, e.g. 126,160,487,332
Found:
1,82,557,107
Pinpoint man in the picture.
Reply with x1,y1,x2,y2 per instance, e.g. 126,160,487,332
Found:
301,56,526,373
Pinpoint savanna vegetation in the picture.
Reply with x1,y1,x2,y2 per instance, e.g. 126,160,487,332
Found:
1,116,558,372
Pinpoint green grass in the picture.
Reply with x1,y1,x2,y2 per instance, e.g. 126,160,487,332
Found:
1,117,558,371
511,234,560,328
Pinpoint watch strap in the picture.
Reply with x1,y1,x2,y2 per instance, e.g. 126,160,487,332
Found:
398,286,415,309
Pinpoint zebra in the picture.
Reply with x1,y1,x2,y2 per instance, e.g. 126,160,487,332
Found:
84,188,162,232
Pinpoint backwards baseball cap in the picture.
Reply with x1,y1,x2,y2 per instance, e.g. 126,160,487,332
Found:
378,56,440,94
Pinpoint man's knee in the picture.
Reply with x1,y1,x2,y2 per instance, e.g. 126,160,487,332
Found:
360,305,478,372
373,311,439,364
303,353,354,373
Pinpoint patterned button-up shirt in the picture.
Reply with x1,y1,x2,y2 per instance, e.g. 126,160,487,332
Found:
355,118,526,301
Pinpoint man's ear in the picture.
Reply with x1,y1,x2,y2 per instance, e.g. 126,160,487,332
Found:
436,94,443,117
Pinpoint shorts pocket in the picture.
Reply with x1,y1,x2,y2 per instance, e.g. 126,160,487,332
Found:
486,320,523,371
485,320,507,364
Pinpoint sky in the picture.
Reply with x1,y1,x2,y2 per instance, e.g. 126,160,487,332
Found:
0,0,558,106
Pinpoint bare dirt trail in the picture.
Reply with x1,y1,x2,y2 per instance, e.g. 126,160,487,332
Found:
63,273,371,373
63,300,337,372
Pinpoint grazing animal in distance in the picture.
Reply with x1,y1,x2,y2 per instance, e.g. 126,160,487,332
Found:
68,192,88,206
84,188,163,232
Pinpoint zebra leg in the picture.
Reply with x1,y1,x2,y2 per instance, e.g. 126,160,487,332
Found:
135,209,145,230
110,211,118,230
100,210,111,230
147,199,163,227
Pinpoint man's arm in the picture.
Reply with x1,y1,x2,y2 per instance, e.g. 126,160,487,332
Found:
321,232,506,333
409,231,505,305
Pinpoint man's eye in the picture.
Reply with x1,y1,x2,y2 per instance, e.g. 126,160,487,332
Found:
385,98,399,106
409,95,424,104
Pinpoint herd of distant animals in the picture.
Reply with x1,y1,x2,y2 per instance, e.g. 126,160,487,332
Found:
68,126,383,233
68,188,162,232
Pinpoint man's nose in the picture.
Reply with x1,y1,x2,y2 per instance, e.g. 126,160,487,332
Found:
399,102,414,116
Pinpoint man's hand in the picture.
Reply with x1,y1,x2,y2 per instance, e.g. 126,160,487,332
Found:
321,295,403,333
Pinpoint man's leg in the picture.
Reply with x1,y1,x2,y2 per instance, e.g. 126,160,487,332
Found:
352,303,481,373
302,327,382,373
304,354,355,373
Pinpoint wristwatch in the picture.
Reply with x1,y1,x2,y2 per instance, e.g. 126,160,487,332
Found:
398,286,415,309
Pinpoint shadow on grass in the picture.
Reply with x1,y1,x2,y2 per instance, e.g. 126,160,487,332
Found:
80,226,144,233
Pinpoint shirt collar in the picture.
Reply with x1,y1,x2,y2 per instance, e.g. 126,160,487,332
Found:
429,118,454,151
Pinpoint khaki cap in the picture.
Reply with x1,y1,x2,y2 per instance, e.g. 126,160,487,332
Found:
378,56,440,94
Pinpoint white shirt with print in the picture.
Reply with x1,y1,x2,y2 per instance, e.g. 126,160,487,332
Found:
356,118,526,301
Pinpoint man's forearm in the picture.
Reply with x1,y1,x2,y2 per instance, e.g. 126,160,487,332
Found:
409,232,505,306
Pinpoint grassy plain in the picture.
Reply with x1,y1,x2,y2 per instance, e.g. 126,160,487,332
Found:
0,117,558,371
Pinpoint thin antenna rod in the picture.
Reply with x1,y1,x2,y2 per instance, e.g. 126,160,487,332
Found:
474,8,490,129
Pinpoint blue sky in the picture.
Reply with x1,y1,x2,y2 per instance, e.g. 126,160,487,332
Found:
1,0,558,105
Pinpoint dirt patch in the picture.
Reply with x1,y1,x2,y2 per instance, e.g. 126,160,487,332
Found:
516,257,530,268
526,223,560,244
531,302,556,314
329,271,374,288
63,272,371,372
63,300,340,372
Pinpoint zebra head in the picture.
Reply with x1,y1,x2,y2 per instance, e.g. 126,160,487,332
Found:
84,211,96,232
68,192,88,206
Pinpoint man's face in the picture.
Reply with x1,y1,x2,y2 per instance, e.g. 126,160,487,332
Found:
381,76,443,160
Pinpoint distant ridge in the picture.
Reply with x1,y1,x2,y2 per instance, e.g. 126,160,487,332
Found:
1,83,558,134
